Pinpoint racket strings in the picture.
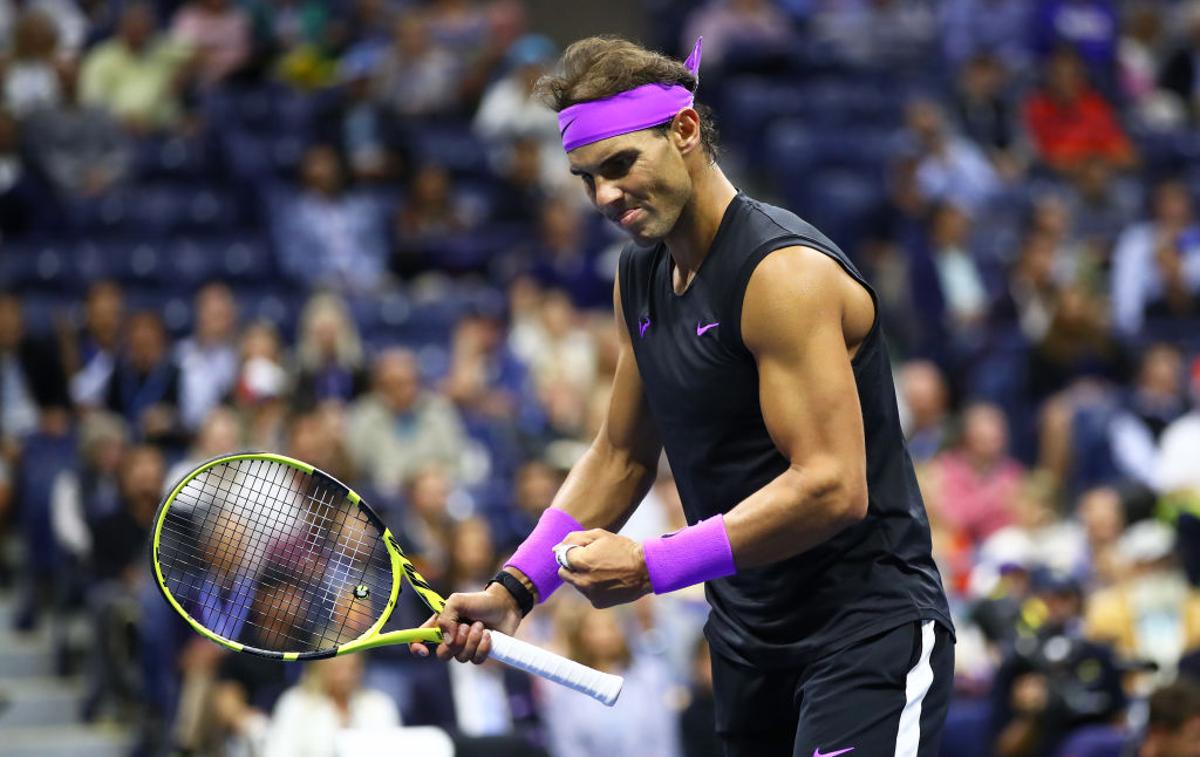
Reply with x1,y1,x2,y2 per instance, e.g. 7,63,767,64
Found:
157,458,395,653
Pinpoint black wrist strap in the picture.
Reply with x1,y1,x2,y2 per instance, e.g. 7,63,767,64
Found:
487,570,534,617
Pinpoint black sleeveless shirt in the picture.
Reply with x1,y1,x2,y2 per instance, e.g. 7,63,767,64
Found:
618,192,952,669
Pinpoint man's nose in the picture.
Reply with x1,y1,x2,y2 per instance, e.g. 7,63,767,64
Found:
594,179,622,209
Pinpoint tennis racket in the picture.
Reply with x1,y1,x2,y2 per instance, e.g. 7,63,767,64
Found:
150,452,623,705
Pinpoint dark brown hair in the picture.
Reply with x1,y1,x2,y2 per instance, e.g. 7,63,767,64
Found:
534,36,720,161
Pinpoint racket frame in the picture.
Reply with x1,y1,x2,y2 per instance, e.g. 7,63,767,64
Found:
151,452,446,661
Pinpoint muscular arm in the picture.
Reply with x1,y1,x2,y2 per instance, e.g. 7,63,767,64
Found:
723,247,873,569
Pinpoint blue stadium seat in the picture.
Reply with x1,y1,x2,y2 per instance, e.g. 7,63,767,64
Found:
132,135,213,182
204,84,318,137
408,123,492,178
766,120,895,179
784,167,884,251
123,286,192,334
0,240,74,290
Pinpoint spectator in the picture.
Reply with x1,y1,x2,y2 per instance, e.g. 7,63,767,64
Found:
912,202,989,342
0,0,86,57
1158,356,1200,496
404,520,543,746
23,59,130,198
232,321,290,451
78,443,163,721
50,412,128,582
246,0,339,89
164,405,242,488
171,0,253,87
897,359,952,463
287,409,353,484
346,349,470,495
445,516,496,593
1086,520,1200,678
1064,157,1141,253
441,308,539,477
543,603,681,757
79,3,190,134
995,229,1061,343
510,289,598,444
323,48,404,183
1158,2,1200,126
1076,486,1125,588
1110,178,1200,338
514,197,610,310
65,280,123,409
940,0,1033,71
373,12,463,118
3,9,60,118
273,145,390,293
488,135,547,226
0,291,69,448
264,655,400,757
990,570,1126,757
952,52,1023,180
0,108,44,235
1117,3,1181,131
423,0,497,61
105,311,181,446
395,162,474,244
811,0,936,70
176,282,239,432
1023,45,1135,177
680,0,794,72
473,34,567,193
1108,343,1186,489
926,402,1025,549
1138,678,1200,757
1031,0,1119,88
292,291,368,411
903,97,1001,215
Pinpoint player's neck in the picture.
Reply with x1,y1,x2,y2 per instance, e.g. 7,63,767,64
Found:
664,164,738,285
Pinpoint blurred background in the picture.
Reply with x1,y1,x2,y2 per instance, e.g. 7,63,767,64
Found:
4,0,1200,755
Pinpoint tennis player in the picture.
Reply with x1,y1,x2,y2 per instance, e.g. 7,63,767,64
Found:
414,37,955,756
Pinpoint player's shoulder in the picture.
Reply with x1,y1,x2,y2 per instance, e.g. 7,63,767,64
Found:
748,245,850,303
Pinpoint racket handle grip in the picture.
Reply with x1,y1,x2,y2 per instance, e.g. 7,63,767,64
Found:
488,631,623,706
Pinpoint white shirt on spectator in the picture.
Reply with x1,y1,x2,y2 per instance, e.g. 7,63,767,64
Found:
1158,412,1200,494
1110,222,1200,337
264,686,399,757
175,337,238,431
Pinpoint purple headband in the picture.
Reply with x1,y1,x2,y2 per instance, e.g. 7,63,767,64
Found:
557,37,703,153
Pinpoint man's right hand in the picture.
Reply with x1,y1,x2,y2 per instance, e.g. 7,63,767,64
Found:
407,581,525,664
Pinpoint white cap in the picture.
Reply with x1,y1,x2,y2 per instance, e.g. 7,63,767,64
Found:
1118,520,1175,565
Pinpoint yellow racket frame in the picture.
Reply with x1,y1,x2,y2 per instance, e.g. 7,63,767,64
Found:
151,452,451,661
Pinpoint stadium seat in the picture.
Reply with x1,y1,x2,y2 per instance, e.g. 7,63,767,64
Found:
409,124,490,178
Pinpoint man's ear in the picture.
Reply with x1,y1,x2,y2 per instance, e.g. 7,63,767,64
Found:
670,108,702,156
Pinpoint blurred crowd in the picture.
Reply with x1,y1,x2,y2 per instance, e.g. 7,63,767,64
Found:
4,0,1200,755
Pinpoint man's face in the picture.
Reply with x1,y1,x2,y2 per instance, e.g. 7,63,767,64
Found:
568,124,692,245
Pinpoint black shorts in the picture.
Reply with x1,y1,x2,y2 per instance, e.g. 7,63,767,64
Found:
711,620,954,757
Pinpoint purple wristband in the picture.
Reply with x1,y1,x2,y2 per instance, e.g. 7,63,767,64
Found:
505,508,583,603
642,514,736,594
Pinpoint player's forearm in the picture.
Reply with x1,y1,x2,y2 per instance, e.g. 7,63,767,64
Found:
503,440,656,603
724,462,867,569
548,438,658,532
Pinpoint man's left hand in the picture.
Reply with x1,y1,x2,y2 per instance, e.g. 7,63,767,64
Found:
556,529,652,609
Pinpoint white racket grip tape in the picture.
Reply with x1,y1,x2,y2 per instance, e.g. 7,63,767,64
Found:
488,630,623,706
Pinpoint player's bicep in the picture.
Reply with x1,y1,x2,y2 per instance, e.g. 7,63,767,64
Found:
599,277,661,469
743,250,868,510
